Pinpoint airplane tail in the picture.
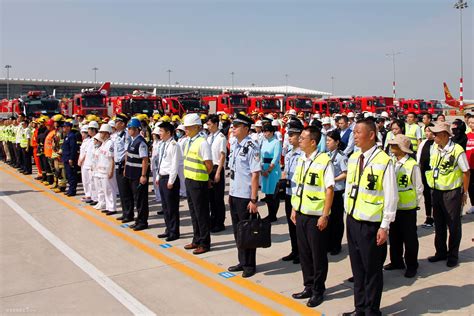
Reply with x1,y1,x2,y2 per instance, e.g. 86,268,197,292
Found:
99,82,111,96
443,82,455,101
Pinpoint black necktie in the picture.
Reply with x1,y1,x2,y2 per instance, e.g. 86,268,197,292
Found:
359,154,365,179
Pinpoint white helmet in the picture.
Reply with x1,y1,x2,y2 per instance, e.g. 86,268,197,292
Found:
93,134,103,142
255,120,263,127
152,126,160,135
99,123,112,133
381,111,389,118
108,120,116,128
271,119,280,127
288,109,297,116
183,113,202,127
321,117,331,125
80,125,89,133
176,124,185,131
88,121,99,129
313,113,321,119
347,112,355,118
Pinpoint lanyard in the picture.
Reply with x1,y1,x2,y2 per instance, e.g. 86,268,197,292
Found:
434,142,455,170
185,136,198,155
299,153,321,185
157,140,171,171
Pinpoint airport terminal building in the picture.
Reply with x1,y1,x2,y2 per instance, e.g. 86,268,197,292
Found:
0,78,330,99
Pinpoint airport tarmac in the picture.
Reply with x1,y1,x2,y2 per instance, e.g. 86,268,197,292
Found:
0,162,473,315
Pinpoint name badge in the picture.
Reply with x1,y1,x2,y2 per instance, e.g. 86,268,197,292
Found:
433,168,439,179
286,179,291,188
296,184,303,197
230,170,235,180
350,185,359,199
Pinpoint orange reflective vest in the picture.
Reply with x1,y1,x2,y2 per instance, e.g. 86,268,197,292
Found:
31,128,39,147
44,130,56,158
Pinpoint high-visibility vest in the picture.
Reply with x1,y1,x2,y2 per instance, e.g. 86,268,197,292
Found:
19,127,29,148
426,142,464,191
44,130,56,158
291,152,331,216
31,128,39,147
346,149,391,222
183,137,209,181
396,157,418,210
405,123,420,152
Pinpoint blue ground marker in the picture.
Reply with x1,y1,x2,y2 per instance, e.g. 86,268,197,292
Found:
120,224,129,228
218,272,235,279
160,244,172,249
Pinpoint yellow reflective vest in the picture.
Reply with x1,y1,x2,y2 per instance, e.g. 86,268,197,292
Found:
183,136,209,181
346,148,391,222
405,123,420,152
395,156,418,210
291,152,331,216
426,142,465,191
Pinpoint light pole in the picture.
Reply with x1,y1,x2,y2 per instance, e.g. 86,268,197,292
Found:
454,0,468,109
386,51,401,99
5,64,12,100
167,69,172,95
92,67,98,84
330,76,335,95
285,74,289,95
230,72,235,93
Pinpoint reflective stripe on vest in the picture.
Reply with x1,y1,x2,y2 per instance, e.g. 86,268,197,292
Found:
291,152,331,216
44,130,55,157
19,128,29,148
405,123,419,152
396,157,418,210
183,137,209,181
346,149,390,222
426,143,464,191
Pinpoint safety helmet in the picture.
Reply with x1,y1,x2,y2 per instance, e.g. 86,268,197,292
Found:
86,114,99,122
153,113,161,121
200,113,208,121
127,117,141,129
183,113,202,127
52,114,64,122
99,124,112,133
160,115,171,123
172,115,180,122
88,121,99,129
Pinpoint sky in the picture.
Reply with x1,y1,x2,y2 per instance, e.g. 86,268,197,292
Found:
1,0,472,100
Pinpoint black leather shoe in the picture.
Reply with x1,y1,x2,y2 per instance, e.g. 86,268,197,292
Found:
133,224,148,231
404,269,417,278
228,264,244,272
281,253,297,261
292,257,300,264
384,263,406,270
342,311,361,316
121,218,134,224
101,210,109,214
330,248,341,256
117,216,125,221
89,201,98,206
105,211,117,216
242,269,255,278
166,236,179,242
292,289,312,299
129,223,137,229
347,276,354,283
447,259,458,267
157,233,169,238
428,255,447,262
157,211,164,215
306,294,324,308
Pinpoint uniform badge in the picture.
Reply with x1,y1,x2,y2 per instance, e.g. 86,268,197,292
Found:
254,152,260,162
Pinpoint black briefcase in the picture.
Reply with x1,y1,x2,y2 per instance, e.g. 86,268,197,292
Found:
274,179,287,201
236,213,272,249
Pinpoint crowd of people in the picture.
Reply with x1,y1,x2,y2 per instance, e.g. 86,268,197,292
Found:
0,108,472,315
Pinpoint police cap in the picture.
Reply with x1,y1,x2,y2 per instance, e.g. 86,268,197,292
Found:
286,119,304,134
115,113,129,123
233,113,253,127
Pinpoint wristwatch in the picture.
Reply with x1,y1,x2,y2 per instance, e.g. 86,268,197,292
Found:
250,199,257,204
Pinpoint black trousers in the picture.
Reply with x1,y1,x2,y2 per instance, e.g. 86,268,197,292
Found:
39,154,50,179
347,216,387,316
284,194,298,256
209,166,226,230
122,176,149,226
186,179,210,248
388,209,419,270
432,188,462,261
421,171,433,218
328,190,345,252
229,196,256,270
265,193,280,220
64,163,78,194
296,212,328,296
21,147,32,173
0,142,5,161
115,165,132,219
15,144,23,168
8,142,16,163
469,171,474,207
159,175,180,238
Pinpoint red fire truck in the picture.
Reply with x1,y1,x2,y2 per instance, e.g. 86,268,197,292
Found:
64,82,110,117
163,92,208,116
248,95,283,114
0,92,60,117
426,100,444,116
202,92,248,114
398,99,423,115
284,96,313,115
353,96,386,114
108,90,164,117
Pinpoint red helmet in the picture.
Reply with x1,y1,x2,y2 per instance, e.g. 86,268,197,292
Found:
46,119,55,127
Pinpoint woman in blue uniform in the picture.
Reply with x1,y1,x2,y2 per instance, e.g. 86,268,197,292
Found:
260,123,282,222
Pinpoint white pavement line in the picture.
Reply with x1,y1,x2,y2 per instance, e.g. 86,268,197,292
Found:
0,194,156,316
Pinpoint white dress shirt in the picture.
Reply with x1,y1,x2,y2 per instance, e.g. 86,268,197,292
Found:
207,130,227,166
434,140,469,172
157,138,182,185
184,134,212,161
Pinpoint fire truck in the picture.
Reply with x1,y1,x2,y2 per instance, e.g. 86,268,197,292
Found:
284,96,313,115
398,99,423,115
353,96,386,114
108,90,164,117
64,82,110,117
247,95,283,114
426,100,444,116
202,92,248,114
163,91,208,116
0,92,60,117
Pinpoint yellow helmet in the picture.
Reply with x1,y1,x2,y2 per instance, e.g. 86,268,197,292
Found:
52,114,64,122
153,113,161,121
37,115,48,124
86,114,99,122
221,114,229,121
172,115,180,122
135,113,149,122
160,115,171,123
200,113,207,121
